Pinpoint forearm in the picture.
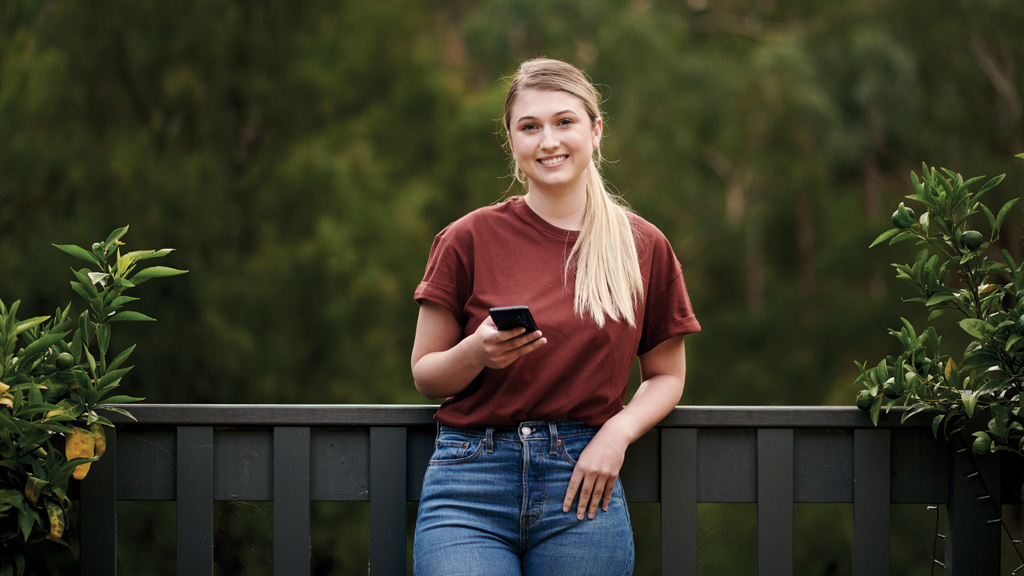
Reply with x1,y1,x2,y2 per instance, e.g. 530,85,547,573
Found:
412,336,486,399
600,373,685,445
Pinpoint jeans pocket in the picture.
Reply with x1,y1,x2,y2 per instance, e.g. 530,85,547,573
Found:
557,433,593,466
428,438,484,466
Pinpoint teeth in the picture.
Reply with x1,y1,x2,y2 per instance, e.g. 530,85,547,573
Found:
540,156,567,165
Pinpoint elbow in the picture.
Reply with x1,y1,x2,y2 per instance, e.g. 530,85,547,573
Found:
411,364,448,400
413,379,446,400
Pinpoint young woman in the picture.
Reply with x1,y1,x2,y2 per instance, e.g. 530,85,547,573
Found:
410,58,701,575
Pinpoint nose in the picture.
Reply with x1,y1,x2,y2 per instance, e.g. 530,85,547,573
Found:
540,129,559,150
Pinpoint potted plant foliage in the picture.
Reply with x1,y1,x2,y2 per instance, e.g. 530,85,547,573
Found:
0,226,186,575
855,155,1023,494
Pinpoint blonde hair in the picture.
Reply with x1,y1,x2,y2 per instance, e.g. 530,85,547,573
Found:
503,58,643,328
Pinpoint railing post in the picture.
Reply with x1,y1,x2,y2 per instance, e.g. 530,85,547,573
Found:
757,428,793,576
370,427,407,576
274,426,311,575
946,435,1001,575
80,427,118,576
177,426,214,576
661,428,697,576
853,428,890,576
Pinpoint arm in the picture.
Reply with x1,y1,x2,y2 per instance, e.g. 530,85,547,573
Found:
562,334,687,519
410,300,547,399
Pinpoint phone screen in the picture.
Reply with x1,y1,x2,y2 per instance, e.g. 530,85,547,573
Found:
489,306,538,332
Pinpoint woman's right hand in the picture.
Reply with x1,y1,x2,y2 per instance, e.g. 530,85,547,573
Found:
411,301,546,399
471,316,546,370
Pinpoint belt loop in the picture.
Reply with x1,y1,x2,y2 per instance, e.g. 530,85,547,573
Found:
486,427,494,453
549,422,558,454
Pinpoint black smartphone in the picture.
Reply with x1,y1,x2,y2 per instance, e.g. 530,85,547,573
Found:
489,306,538,332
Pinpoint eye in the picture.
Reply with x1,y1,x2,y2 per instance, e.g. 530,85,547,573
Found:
557,118,574,126
520,123,538,132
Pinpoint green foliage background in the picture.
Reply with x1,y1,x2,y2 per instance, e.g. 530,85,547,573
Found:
2,0,1023,574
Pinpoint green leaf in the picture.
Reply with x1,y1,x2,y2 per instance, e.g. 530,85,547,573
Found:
869,228,901,248
962,390,978,419
52,244,100,266
104,225,130,247
129,266,188,284
99,394,143,404
96,405,136,420
126,249,175,261
97,366,133,389
979,203,997,232
959,349,1001,372
889,230,918,245
107,344,136,372
97,323,110,358
1007,334,1022,351
69,282,94,303
13,316,50,337
869,396,882,426
959,319,995,339
924,293,958,306
110,296,139,308
18,331,68,360
974,173,1005,207
107,311,157,322
995,197,1020,231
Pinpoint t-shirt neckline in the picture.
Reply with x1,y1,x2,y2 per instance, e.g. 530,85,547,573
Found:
508,196,581,241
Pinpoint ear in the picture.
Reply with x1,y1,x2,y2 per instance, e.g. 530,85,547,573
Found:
592,117,603,149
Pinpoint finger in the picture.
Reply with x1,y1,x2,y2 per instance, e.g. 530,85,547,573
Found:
575,478,595,520
562,472,582,513
587,482,605,519
601,479,614,512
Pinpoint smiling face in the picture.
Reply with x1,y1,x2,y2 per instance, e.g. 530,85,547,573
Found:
507,89,602,199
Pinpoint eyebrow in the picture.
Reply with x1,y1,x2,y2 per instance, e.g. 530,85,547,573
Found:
515,109,581,124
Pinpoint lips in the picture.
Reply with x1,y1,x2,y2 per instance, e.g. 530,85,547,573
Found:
539,155,568,166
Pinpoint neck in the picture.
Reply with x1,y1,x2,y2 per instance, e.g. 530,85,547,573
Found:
524,185,587,231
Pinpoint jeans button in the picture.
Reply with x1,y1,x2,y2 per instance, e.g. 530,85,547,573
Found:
521,426,532,436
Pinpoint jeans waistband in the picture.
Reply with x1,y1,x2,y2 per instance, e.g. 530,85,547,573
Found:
438,420,596,454
438,420,595,439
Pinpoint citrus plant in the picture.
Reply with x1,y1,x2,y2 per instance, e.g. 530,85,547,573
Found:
854,155,1024,489
0,226,186,575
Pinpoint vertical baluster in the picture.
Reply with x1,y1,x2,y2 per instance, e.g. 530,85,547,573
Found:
661,428,698,576
946,435,1001,575
370,427,407,576
80,427,118,576
177,426,214,576
757,428,794,575
853,428,890,576
274,426,310,575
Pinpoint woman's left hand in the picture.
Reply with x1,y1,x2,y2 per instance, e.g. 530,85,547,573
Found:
562,335,689,520
562,426,629,520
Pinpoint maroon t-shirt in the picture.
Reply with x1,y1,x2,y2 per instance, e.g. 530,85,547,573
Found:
414,196,700,428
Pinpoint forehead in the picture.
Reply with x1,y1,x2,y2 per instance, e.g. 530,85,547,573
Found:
511,89,589,122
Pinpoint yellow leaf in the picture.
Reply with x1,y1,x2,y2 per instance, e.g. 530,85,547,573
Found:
65,427,96,480
90,424,107,458
45,501,64,541
25,476,47,507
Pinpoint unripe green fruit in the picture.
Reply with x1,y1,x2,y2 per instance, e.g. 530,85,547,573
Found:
891,203,917,228
972,434,992,455
55,353,75,370
961,230,984,251
883,377,902,399
855,390,875,411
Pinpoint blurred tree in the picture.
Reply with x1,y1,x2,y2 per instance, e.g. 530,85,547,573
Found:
2,0,1024,573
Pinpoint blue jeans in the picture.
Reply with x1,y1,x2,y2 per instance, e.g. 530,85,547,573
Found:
413,421,635,576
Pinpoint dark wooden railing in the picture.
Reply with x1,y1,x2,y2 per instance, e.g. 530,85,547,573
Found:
77,405,1016,576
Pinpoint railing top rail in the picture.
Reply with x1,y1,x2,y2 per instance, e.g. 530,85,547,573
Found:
106,404,930,429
